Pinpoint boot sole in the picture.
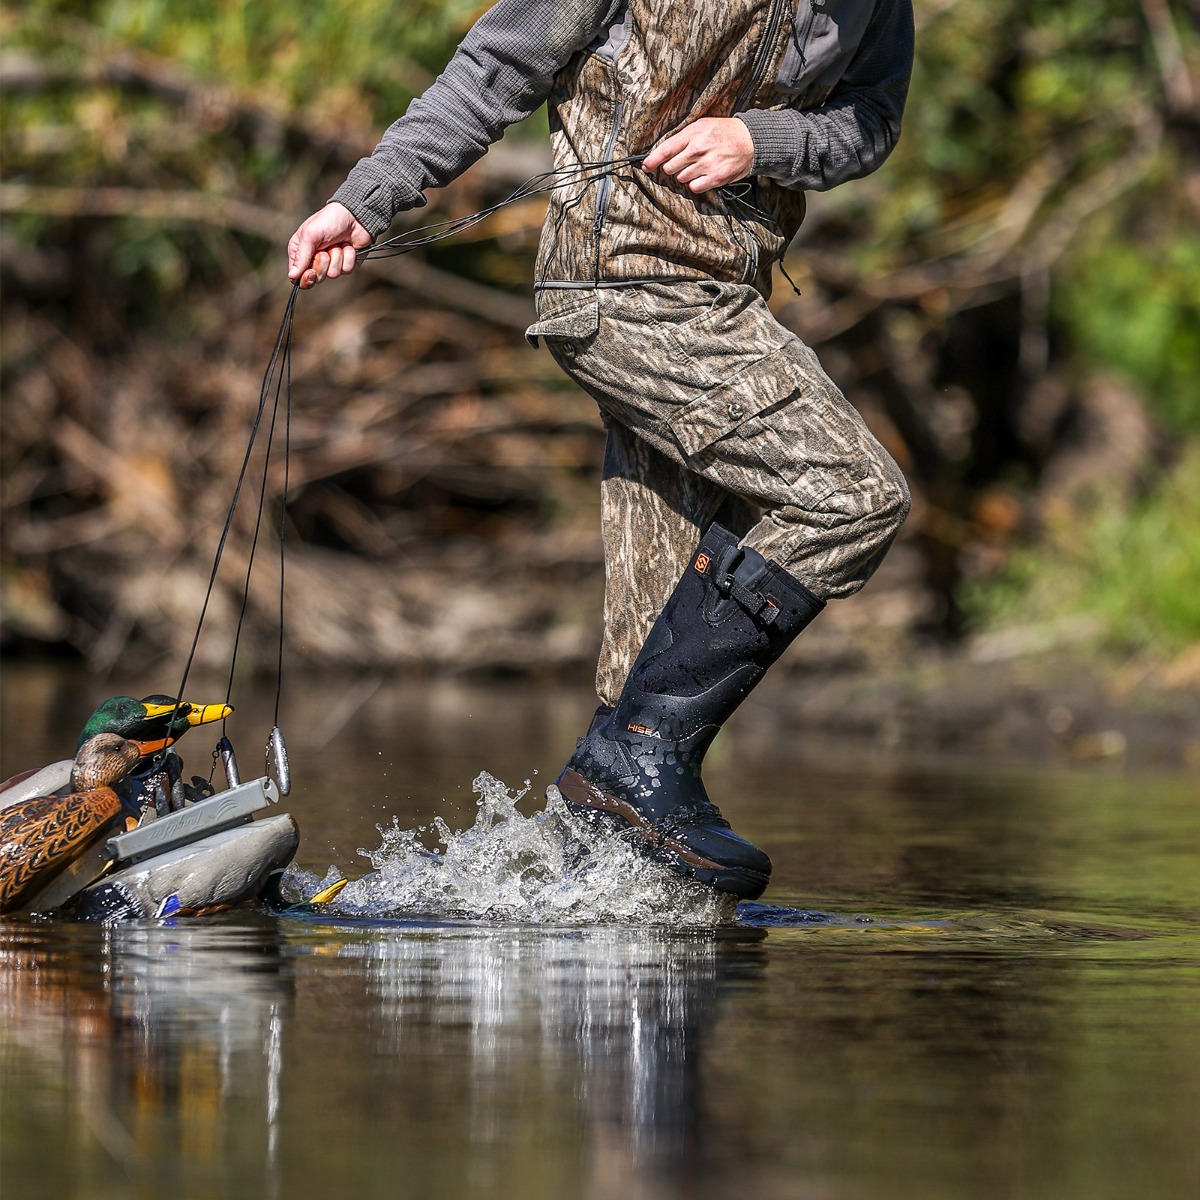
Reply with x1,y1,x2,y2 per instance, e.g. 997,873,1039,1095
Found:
556,768,769,901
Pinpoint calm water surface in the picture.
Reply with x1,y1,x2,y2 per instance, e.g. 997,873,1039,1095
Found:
1,666,1197,1200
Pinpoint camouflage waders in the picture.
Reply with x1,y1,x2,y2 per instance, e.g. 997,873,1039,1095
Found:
527,279,910,703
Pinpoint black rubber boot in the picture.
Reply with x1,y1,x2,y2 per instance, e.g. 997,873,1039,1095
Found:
556,523,824,899
586,704,615,736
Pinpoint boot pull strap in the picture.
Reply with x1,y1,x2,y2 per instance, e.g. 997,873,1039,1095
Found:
711,547,781,626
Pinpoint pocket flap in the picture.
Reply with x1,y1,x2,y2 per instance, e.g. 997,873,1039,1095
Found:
777,1,875,98
667,354,789,457
525,294,601,347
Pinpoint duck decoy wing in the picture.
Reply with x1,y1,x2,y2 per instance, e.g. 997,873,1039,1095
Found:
0,760,74,812
0,787,124,914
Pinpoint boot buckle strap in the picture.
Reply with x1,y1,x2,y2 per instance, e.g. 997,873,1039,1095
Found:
711,546,780,625
731,583,779,623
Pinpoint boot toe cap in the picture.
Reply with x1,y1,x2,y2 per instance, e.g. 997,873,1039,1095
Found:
678,826,772,899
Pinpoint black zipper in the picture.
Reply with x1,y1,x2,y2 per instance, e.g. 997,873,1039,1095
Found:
592,100,624,276
734,0,787,113
789,1,819,72
594,103,624,236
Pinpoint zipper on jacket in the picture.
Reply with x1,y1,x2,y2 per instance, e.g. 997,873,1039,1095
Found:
729,0,786,285
734,0,787,113
738,217,760,285
592,100,624,277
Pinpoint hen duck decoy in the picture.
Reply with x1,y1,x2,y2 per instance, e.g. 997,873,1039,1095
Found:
0,695,232,811
0,733,143,915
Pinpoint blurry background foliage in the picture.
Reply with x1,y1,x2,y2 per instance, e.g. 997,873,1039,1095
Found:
1,0,1198,671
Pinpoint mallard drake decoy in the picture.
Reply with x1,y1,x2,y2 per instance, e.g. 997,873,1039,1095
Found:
78,695,232,817
75,695,233,752
0,694,232,811
0,733,143,915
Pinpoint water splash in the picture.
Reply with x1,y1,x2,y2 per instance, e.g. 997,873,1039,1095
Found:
282,772,738,926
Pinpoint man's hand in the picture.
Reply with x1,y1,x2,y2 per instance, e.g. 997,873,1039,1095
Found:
641,118,755,193
287,202,373,289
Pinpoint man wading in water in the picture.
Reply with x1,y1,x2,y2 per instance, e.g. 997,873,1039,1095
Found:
289,0,914,900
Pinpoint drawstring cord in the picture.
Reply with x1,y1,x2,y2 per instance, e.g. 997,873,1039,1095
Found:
159,285,298,782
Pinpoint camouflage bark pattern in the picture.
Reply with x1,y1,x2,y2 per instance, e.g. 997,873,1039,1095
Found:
596,422,762,704
537,0,809,291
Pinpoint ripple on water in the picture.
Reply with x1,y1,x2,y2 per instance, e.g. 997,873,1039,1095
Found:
281,772,739,927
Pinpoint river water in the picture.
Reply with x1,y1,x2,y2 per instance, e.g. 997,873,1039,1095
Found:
1,665,1197,1199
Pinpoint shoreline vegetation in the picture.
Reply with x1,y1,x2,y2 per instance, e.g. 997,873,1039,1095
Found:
2,3,1197,767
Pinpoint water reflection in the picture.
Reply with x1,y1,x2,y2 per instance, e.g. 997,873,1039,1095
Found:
10,906,1198,1200
0,919,293,1198
344,923,763,1190
0,916,768,1200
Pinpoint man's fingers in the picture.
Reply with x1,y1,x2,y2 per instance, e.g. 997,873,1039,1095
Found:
287,233,307,279
658,141,701,177
326,244,359,279
300,249,331,290
666,150,727,187
659,149,698,178
297,242,360,287
642,131,689,172
677,162,726,191
286,203,371,284
289,227,324,281
641,118,754,191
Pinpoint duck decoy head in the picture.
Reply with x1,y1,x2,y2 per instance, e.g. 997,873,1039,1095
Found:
70,734,143,793
76,695,233,751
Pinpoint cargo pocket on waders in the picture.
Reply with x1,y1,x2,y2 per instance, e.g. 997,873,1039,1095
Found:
667,353,867,510
525,293,601,366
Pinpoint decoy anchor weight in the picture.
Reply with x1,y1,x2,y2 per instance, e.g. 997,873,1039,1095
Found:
152,776,172,819
267,726,291,796
217,736,241,789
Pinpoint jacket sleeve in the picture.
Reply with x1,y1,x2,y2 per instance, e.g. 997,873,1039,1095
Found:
332,0,621,235
735,0,914,192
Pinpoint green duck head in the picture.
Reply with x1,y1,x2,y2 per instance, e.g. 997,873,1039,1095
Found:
76,695,233,753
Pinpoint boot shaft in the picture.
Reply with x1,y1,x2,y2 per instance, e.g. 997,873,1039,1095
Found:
614,524,824,744
558,524,819,899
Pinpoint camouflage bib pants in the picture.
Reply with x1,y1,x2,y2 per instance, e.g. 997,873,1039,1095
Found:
528,280,910,704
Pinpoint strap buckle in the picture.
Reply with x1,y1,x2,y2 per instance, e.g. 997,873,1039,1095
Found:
711,547,780,625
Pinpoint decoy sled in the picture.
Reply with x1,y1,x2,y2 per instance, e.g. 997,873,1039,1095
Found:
0,695,299,921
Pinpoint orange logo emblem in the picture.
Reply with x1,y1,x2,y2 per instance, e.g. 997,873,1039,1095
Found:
627,723,662,739
694,552,710,575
